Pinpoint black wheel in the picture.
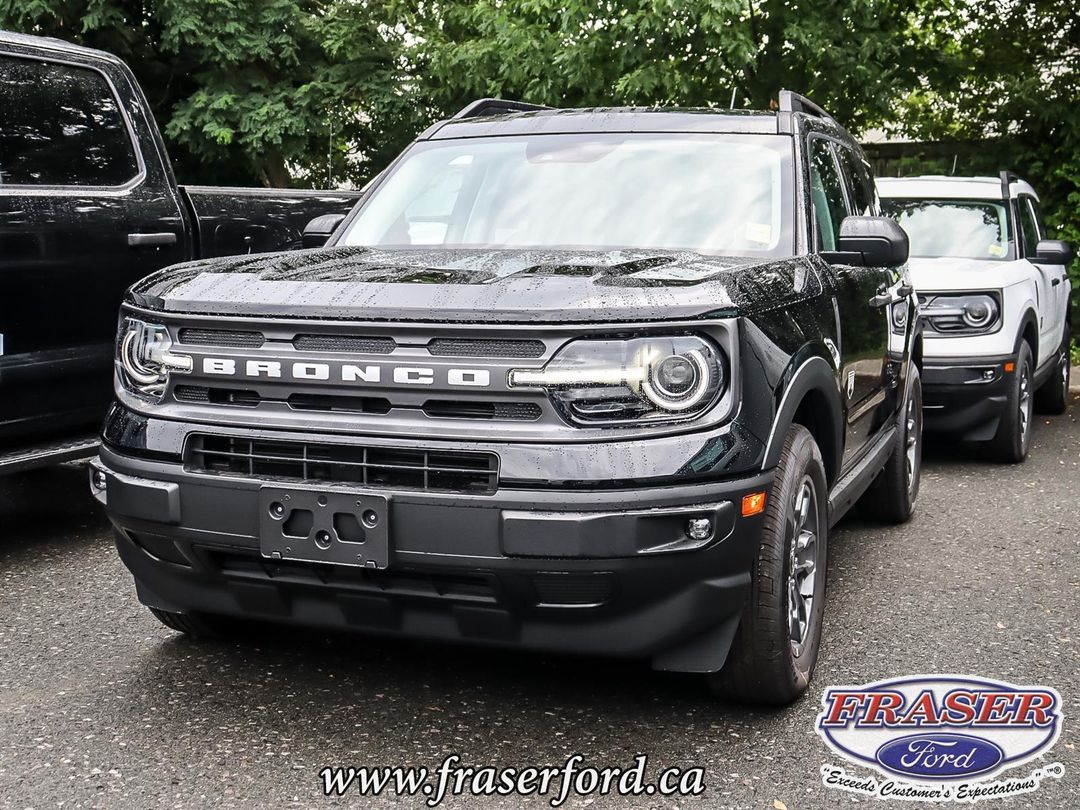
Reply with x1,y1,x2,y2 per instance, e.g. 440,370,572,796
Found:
708,424,828,705
1034,330,1070,415
863,364,922,523
990,341,1034,463
149,607,228,638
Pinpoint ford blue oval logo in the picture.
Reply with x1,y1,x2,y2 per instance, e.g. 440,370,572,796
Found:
875,733,1004,780
816,676,1063,785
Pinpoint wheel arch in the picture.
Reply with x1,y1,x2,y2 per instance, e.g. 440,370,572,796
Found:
1017,307,1039,357
760,355,843,486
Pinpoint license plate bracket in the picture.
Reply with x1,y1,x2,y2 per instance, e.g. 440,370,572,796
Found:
258,486,390,569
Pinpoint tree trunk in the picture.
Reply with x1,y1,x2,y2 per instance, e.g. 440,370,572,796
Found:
260,152,291,188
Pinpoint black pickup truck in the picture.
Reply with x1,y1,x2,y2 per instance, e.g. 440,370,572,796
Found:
0,31,362,473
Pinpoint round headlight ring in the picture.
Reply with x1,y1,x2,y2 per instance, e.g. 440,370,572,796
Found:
642,349,714,411
962,297,996,328
120,328,164,386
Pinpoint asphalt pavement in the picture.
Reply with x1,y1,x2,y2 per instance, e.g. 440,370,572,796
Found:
1,392,1078,809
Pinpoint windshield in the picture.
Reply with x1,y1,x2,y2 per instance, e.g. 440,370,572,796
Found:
881,198,1012,260
340,133,794,257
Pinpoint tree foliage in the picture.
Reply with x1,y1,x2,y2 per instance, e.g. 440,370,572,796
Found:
0,0,428,187
397,0,923,133
0,0,1076,306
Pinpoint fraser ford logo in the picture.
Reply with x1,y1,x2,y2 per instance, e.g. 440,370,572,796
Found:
815,676,1064,802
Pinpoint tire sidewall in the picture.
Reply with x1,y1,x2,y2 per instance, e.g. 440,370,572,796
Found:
905,364,923,506
773,429,830,689
1013,342,1034,459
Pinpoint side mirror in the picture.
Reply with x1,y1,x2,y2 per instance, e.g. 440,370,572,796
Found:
302,213,346,249
1034,239,1074,265
832,216,909,266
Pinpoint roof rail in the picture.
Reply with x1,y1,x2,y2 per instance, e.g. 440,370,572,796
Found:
777,89,836,125
452,98,551,120
999,170,1019,199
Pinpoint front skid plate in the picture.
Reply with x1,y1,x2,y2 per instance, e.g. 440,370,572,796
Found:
258,486,390,569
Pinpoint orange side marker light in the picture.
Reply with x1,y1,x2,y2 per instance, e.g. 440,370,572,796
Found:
1004,362,1015,373
742,491,767,517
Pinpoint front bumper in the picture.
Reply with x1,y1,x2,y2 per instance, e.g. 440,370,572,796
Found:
921,354,1014,441
92,445,773,673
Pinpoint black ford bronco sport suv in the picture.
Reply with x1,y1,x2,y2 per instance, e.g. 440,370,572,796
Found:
92,91,923,704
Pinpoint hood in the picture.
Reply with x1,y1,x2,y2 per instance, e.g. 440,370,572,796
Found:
126,246,820,324
907,256,1030,294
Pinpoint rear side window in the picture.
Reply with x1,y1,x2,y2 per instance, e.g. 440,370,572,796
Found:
836,147,877,216
808,138,850,250
0,54,138,187
1018,197,1043,256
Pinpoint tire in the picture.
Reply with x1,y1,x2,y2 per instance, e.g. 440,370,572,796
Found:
990,341,1034,463
1034,330,1070,415
708,424,828,705
863,364,922,523
149,607,228,638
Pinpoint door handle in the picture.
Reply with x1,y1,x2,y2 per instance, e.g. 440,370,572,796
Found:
1052,278,1061,286
127,232,178,248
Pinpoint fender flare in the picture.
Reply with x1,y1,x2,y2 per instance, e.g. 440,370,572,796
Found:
760,355,843,482
1016,307,1040,355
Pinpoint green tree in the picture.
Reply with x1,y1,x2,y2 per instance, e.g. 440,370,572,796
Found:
396,0,923,133
0,0,427,187
895,0,1080,338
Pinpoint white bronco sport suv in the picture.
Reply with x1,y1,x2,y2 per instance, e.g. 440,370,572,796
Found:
879,173,1073,462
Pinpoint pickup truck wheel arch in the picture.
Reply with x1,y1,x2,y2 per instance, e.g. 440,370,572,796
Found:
761,356,843,486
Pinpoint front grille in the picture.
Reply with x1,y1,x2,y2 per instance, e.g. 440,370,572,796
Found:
287,394,392,414
422,400,542,421
293,335,396,353
533,574,615,607
186,435,499,494
174,385,261,407
178,328,265,348
427,338,546,358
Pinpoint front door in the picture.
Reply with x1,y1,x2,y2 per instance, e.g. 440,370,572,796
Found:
807,136,891,464
0,50,188,445
1018,195,1067,366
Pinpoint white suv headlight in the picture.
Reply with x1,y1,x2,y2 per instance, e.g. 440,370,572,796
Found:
921,292,1001,335
508,335,726,425
117,318,192,399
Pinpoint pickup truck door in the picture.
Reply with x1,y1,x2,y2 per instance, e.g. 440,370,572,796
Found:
1017,195,1067,365
0,49,189,444
807,136,892,465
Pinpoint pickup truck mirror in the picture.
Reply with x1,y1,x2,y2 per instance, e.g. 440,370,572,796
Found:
302,213,346,248
829,216,909,267
1034,239,1074,265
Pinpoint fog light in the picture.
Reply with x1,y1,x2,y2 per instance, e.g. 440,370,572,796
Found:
686,517,713,542
91,470,107,491
982,369,995,381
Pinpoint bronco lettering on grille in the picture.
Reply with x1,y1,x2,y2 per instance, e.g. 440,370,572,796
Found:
200,358,492,388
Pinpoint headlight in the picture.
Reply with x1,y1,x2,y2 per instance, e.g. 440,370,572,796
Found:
508,336,726,425
921,293,1001,335
117,317,192,399
891,301,909,333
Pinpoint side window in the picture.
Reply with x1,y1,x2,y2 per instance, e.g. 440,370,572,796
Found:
1018,197,1041,257
836,147,877,216
0,54,138,187
808,138,851,251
